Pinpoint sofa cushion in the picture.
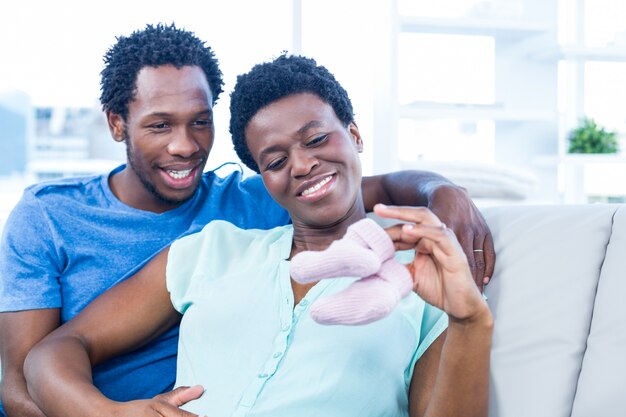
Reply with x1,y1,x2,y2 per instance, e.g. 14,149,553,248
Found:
482,205,617,417
571,205,626,417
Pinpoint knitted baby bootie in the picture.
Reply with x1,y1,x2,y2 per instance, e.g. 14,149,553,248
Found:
290,239,381,285
291,218,393,284
310,259,413,325
290,218,413,325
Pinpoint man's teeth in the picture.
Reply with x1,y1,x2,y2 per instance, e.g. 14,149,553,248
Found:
301,176,332,196
167,169,193,180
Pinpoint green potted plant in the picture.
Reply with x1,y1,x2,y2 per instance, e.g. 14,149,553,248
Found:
568,118,619,154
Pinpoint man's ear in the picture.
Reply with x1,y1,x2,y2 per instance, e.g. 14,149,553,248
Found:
348,122,363,153
106,111,125,142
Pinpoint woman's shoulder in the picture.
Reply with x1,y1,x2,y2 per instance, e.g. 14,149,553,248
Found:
166,222,294,309
179,220,290,242
171,221,293,265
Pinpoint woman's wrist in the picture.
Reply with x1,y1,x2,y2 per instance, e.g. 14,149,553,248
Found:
449,301,493,331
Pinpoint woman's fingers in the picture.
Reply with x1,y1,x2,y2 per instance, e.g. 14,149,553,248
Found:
384,223,423,251
376,203,495,290
374,204,442,226
380,206,485,320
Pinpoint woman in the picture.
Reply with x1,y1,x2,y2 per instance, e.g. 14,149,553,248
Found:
25,55,492,417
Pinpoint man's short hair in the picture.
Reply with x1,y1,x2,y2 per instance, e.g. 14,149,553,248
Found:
229,54,354,173
100,23,223,120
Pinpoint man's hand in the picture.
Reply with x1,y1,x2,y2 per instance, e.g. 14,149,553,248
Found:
424,185,495,291
110,385,205,417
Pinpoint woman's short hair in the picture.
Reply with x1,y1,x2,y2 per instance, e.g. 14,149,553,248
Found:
229,54,354,173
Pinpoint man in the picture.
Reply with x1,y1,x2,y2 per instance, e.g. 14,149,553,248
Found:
0,23,494,417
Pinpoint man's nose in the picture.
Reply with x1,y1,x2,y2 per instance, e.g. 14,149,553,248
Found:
167,127,200,157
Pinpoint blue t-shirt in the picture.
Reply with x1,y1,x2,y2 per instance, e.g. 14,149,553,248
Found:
166,221,448,416
0,164,289,413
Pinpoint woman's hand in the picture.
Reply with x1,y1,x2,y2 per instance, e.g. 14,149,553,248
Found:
376,204,487,321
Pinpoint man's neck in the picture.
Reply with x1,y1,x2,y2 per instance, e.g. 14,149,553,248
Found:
108,167,182,213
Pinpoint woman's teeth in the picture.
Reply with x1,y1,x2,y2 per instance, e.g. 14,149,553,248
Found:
167,169,192,180
301,175,332,196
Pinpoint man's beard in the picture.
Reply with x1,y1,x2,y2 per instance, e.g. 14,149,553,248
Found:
124,130,196,207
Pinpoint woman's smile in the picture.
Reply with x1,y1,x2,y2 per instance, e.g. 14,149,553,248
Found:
295,173,336,201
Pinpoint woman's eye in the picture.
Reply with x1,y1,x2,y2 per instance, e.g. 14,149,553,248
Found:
266,157,286,171
307,134,329,147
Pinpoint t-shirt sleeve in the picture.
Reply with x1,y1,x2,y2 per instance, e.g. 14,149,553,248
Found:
166,221,248,314
413,303,448,362
404,304,448,387
394,250,449,385
0,189,63,312
166,227,208,314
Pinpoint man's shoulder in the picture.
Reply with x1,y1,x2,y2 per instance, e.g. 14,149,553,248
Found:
193,164,289,230
201,166,265,197
13,173,110,217
201,165,254,185
200,167,241,187
27,173,104,195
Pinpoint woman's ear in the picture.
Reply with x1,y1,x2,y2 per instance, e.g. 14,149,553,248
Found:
107,111,126,143
348,122,363,153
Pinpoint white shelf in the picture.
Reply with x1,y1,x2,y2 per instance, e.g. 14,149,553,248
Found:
373,0,563,202
531,45,626,62
400,103,555,122
533,153,626,203
534,153,626,166
399,16,553,39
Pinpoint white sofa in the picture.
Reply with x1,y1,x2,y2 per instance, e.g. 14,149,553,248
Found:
481,204,626,417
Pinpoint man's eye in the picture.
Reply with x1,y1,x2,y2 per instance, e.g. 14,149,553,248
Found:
266,157,286,171
194,119,212,127
151,123,169,129
307,134,328,147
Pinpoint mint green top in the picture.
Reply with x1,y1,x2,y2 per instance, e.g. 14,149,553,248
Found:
166,220,448,417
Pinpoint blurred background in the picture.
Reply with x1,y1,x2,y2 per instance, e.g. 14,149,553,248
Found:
2,0,626,233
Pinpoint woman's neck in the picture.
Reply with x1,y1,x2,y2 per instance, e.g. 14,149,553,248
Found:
290,202,367,257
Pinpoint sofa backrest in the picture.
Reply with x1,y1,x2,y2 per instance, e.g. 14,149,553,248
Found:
482,204,626,417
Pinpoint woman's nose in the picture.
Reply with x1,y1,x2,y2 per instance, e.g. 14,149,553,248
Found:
290,149,319,178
